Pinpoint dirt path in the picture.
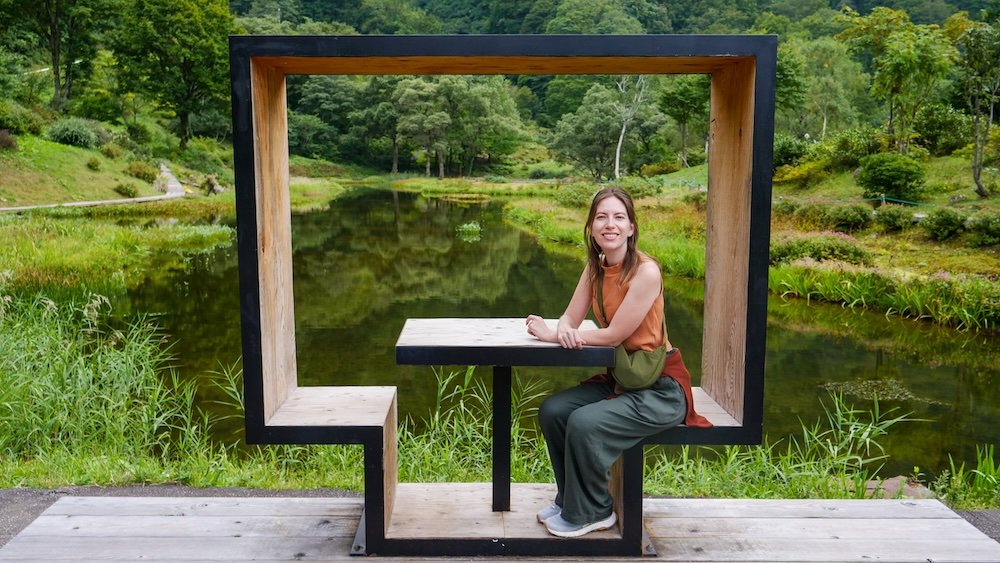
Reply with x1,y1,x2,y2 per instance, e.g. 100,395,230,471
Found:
0,163,185,213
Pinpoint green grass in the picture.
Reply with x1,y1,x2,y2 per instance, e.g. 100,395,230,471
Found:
0,136,161,207
0,211,233,296
9,297,995,505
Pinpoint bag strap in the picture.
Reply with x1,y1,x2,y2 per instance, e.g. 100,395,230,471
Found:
595,273,609,327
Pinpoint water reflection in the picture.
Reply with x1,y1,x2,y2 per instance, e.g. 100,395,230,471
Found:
117,188,1000,477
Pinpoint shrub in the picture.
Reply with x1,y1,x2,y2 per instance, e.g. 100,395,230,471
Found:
770,234,872,266
114,182,138,198
527,163,572,179
0,100,44,135
639,160,681,177
857,152,925,202
920,208,967,241
823,204,873,232
86,157,101,171
126,160,160,183
773,159,829,188
685,149,707,166
46,117,109,149
968,213,1000,247
772,199,800,217
682,190,707,211
772,133,811,170
0,129,16,151
484,174,508,183
126,121,151,145
827,125,884,169
100,143,123,159
874,205,913,232
617,176,659,199
791,203,831,228
554,182,596,208
913,103,973,157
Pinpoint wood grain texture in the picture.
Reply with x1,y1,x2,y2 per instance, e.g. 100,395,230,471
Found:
265,386,396,427
702,58,755,425
252,55,739,76
395,318,599,348
250,57,296,423
5,495,999,561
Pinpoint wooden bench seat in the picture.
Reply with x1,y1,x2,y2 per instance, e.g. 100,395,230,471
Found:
267,386,397,428
260,385,397,555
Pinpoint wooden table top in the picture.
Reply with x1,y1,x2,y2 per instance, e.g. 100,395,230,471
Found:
395,317,614,367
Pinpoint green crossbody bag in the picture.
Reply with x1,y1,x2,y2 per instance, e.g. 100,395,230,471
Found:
595,273,668,391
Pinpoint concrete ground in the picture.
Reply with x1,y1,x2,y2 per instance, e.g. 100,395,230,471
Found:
2,486,999,549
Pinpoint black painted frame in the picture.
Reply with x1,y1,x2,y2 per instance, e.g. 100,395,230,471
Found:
229,34,776,557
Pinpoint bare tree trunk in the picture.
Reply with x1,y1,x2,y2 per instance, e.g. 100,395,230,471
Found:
424,148,431,177
436,147,444,179
391,137,398,174
971,95,991,198
613,76,646,179
47,2,65,110
679,122,689,167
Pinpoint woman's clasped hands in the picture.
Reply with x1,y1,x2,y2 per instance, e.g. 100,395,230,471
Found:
525,315,586,349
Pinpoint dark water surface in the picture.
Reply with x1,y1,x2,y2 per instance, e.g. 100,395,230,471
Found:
116,189,1000,478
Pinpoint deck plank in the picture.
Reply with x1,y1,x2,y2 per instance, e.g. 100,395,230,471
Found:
2,493,998,562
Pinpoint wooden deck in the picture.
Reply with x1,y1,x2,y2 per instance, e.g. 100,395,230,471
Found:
2,484,999,562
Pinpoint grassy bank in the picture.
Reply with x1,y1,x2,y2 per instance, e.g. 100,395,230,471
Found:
0,136,162,207
2,294,997,507
0,209,233,298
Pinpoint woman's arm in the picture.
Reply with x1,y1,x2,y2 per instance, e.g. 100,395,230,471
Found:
526,265,593,347
576,260,661,347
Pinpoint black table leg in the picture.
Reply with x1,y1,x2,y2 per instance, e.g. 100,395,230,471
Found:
492,365,511,511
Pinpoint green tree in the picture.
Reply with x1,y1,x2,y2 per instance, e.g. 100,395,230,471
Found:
950,15,1000,198
857,152,926,201
774,42,809,126
544,0,644,34
113,0,238,149
658,74,710,167
486,0,534,33
294,75,361,137
393,78,451,178
347,76,404,173
4,0,111,109
549,84,622,180
838,7,957,154
793,37,871,139
70,49,122,122
353,0,441,34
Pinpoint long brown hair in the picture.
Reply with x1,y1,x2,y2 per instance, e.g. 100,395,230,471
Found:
584,186,643,289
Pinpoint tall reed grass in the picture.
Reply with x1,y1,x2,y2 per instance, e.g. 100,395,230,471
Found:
771,260,1000,331
3,294,996,507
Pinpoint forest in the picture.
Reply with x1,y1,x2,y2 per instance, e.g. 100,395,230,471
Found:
0,0,998,199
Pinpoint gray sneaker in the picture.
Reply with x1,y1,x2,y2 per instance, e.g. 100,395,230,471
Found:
536,502,561,523
544,512,617,538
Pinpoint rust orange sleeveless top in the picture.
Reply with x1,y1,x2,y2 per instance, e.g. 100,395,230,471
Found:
591,257,712,428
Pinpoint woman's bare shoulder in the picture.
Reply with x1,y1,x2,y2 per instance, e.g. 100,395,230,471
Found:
636,253,662,275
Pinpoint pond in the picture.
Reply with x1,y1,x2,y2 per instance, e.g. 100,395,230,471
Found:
115,188,1000,479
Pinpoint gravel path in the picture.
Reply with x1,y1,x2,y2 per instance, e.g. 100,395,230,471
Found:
0,163,185,213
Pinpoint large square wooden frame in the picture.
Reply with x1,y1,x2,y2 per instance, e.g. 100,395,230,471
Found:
229,34,775,447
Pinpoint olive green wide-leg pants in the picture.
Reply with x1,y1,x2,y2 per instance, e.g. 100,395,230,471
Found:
538,374,686,525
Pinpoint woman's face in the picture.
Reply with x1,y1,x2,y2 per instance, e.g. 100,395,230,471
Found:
590,195,634,255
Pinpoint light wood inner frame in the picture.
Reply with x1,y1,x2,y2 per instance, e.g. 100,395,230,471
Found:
247,51,765,429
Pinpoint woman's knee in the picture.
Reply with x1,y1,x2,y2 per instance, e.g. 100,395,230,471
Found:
564,408,602,437
538,394,570,429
